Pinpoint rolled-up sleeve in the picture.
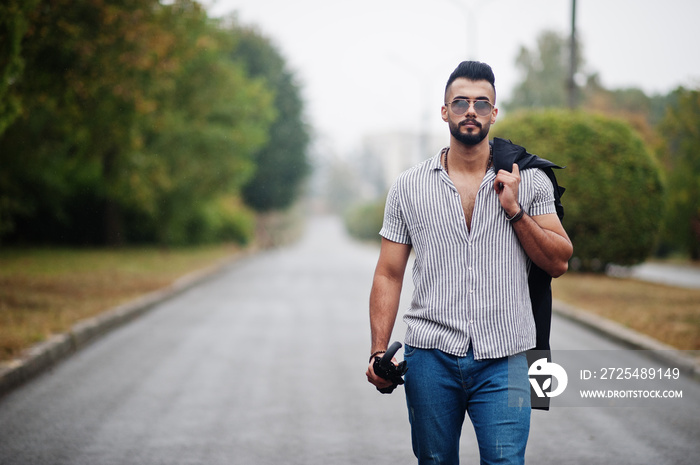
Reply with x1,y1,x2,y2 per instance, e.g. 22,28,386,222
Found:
528,169,556,217
379,181,412,244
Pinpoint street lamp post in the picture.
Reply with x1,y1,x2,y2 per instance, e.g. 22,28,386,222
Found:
567,0,578,109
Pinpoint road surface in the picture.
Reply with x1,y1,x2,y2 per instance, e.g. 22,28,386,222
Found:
0,216,698,464
627,262,700,289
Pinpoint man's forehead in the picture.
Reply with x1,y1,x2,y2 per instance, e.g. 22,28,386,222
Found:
447,78,495,101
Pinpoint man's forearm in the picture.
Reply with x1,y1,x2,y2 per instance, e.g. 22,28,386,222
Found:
512,213,573,277
369,275,403,353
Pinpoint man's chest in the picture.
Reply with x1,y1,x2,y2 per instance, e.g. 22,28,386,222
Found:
451,173,491,230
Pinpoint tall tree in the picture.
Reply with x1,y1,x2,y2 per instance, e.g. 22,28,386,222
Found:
0,0,40,135
658,87,700,259
506,30,585,111
139,4,274,244
232,25,310,212
0,0,180,244
0,0,40,237
0,0,275,245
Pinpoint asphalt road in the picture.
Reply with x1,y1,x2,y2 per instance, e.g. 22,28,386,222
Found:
628,262,700,289
0,216,698,464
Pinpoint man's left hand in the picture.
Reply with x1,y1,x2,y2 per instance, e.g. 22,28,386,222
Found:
494,163,521,216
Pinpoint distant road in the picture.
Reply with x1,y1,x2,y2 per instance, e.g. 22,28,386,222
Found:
0,216,698,464
625,262,700,289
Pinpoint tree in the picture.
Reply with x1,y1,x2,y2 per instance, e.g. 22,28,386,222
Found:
0,0,276,245
657,87,700,259
137,5,275,244
580,73,674,150
231,25,311,212
0,0,40,135
0,0,40,237
493,110,666,271
0,0,182,244
505,30,586,111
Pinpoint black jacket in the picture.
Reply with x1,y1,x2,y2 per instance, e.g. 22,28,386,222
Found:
491,137,566,410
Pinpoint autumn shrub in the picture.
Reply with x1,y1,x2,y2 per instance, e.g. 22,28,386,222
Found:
493,110,665,271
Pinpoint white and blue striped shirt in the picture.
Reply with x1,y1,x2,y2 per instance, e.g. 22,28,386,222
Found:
380,149,556,360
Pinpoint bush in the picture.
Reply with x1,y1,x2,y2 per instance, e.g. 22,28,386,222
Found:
493,110,665,271
192,197,255,245
343,200,385,243
160,196,255,246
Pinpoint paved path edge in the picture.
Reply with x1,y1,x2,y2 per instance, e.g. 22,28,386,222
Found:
553,299,700,381
0,250,255,399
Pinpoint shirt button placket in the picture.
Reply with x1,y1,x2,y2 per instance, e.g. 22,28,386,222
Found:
466,241,475,335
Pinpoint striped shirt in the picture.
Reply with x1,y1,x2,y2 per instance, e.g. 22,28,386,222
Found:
380,149,556,360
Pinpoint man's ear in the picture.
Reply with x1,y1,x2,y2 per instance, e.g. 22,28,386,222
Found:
441,105,449,122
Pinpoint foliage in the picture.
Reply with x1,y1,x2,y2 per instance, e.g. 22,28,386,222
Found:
503,28,696,262
232,25,310,212
505,30,671,141
0,0,300,246
505,30,585,111
0,0,40,135
656,87,700,259
343,200,385,243
580,74,673,150
134,5,274,245
492,110,666,271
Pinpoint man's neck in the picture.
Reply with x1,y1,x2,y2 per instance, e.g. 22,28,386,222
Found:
446,138,491,175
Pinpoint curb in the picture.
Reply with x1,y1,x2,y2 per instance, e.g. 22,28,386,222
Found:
553,299,700,381
0,250,253,399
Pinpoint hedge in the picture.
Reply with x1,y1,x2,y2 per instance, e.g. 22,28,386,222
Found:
493,110,665,271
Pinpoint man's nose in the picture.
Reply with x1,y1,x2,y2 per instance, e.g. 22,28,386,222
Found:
465,101,478,116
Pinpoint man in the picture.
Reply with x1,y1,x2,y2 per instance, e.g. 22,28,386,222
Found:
365,61,573,464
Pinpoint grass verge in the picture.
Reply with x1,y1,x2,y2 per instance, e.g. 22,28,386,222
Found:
552,273,700,351
0,245,242,362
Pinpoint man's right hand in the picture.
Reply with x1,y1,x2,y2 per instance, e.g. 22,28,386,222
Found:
366,356,399,390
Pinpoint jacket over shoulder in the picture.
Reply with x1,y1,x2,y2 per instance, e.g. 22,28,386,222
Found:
490,137,567,411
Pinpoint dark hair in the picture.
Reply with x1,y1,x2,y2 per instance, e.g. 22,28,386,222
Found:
444,61,496,103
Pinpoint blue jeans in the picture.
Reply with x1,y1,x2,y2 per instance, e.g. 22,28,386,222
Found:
404,345,531,464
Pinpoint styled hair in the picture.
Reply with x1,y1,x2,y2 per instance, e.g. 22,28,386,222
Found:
444,61,496,103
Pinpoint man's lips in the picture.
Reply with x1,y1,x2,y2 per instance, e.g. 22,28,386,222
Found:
460,119,481,128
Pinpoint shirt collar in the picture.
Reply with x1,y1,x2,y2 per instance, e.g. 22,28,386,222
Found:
431,147,499,175
432,148,448,171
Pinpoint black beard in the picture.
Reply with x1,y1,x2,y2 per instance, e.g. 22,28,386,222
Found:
449,119,488,146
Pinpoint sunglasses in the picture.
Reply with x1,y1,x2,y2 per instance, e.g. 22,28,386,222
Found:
445,98,494,116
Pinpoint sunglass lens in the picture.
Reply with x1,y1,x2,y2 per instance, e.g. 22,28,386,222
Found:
474,101,492,115
451,100,469,115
